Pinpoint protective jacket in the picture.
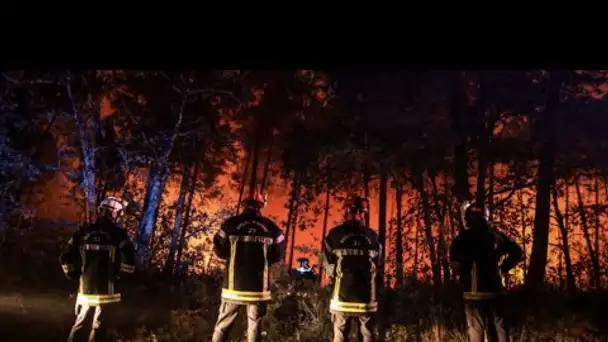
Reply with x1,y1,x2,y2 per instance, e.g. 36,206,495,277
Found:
60,217,136,305
450,220,523,300
213,209,286,304
323,220,381,314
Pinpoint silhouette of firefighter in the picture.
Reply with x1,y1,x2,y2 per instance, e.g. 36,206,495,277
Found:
290,257,317,295
211,192,286,342
60,197,136,342
323,195,381,342
450,200,523,342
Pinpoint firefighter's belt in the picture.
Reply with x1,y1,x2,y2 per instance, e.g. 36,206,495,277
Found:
76,293,121,305
221,289,272,302
463,291,503,300
330,299,378,313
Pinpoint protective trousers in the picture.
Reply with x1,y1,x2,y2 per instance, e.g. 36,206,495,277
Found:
331,312,375,342
211,301,267,342
67,303,114,342
464,298,508,342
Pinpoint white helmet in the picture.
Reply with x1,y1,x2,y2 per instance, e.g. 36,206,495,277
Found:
99,197,128,214
460,200,490,230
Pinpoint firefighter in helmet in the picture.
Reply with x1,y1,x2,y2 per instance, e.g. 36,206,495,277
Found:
211,192,286,342
323,195,381,342
291,257,317,296
450,200,523,342
60,196,136,342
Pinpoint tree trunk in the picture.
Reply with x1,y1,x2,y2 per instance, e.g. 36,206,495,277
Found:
377,170,388,288
415,169,441,286
236,145,252,214
283,177,300,263
288,196,300,271
363,164,371,227
450,71,471,207
175,159,200,272
519,191,528,277
248,136,262,198
163,159,193,275
575,178,601,290
594,177,600,288
525,71,565,291
551,182,576,293
377,169,388,341
430,171,451,284
260,134,274,193
318,182,332,283
136,164,169,265
395,182,404,287
67,80,96,224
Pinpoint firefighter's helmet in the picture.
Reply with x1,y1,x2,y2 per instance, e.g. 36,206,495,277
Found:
243,191,268,209
460,200,490,229
98,197,127,217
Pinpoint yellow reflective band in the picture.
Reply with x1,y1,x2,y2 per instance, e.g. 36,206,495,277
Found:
61,264,76,273
330,299,378,313
333,255,343,300
221,289,272,302
463,292,501,300
120,263,135,273
229,240,237,290
76,293,121,305
229,235,274,245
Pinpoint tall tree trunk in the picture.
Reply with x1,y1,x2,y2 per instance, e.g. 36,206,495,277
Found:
175,158,200,271
377,169,388,341
430,171,451,284
594,177,600,288
414,206,420,278
525,71,565,291
248,136,262,198
260,134,274,193
163,159,193,275
551,182,576,293
288,197,301,271
67,80,96,224
236,145,252,214
318,182,332,284
283,177,300,263
575,179,601,290
395,182,404,287
415,169,441,286
487,161,495,221
450,71,471,208
363,165,371,227
137,164,169,265
519,191,528,277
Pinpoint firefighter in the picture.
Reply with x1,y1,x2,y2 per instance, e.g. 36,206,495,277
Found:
323,195,381,342
291,257,317,296
60,196,136,342
211,192,286,342
450,200,523,342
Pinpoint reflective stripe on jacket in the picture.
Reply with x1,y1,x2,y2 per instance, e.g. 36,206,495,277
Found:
323,220,381,314
213,209,286,304
60,217,136,305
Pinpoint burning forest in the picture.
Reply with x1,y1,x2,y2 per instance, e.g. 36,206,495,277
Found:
1,70,608,341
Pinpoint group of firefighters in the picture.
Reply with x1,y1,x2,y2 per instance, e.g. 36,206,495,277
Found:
60,191,522,342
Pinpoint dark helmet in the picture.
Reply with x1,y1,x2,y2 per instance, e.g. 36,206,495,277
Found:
346,195,368,214
460,200,489,229
344,195,369,221
242,191,268,210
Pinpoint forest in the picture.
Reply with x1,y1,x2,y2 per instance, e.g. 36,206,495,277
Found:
1,70,608,341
